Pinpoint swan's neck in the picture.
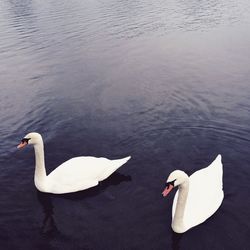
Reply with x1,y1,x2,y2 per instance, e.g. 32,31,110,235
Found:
172,180,189,233
33,142,47,189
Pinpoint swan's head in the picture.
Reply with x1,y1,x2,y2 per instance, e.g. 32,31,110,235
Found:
162,170,189,197
17,132,43,149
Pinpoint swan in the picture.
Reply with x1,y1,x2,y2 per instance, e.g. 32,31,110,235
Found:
17,132,131,194
162,154,224,233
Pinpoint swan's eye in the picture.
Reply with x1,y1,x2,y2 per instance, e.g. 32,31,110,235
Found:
166,179,176,187
21,138,31,144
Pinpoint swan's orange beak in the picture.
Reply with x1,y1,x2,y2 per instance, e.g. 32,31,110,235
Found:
162,184,174,197
17,141,27,149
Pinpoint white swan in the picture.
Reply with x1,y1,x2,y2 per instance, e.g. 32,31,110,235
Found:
162,154,224,233
17,132,131,194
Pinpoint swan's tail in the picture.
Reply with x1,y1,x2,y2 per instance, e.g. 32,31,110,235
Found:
113,156,131,167
99,156,131,181
110,156,131,173
216,154,222,162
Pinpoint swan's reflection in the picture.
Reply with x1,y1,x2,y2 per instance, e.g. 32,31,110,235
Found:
36,191,59,237
36,172,131,235
172,231,183,250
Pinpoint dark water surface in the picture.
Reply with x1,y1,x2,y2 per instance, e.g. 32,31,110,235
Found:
1,0,250,249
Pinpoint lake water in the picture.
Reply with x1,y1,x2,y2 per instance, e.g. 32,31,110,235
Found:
1,0,250,249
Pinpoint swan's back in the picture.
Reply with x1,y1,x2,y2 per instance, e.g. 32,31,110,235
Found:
172,154,224,229
45,156,130,194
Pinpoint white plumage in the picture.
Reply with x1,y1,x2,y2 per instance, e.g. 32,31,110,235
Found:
18,132,131,194
162,155,224,233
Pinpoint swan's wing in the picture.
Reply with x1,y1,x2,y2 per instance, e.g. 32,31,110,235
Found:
46,156,130,193
173,155,224,228
185,154,224,228
49,156,112,179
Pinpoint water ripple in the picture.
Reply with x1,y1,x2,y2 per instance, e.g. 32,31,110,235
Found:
1,0,250,249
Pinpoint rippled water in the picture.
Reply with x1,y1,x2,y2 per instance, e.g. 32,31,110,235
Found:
1,0,250,249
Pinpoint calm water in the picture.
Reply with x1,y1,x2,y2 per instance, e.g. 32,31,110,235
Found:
1,0,250,249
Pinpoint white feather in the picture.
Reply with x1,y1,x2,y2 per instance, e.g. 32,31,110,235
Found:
18,132,131,194
167,155,223,233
